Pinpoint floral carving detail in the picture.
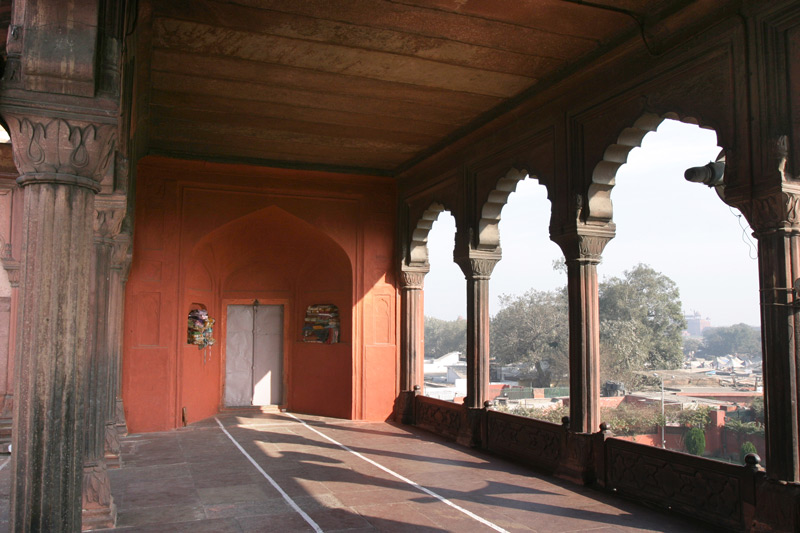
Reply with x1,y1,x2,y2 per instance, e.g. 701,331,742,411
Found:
400,269,427,289
416,397,463,440
6,116,117,183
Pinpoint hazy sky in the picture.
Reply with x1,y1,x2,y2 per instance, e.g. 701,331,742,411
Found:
424,119,761,327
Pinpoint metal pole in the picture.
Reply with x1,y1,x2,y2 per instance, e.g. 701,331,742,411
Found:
661,377,665,448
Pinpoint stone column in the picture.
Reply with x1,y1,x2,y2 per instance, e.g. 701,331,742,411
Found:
455,250,500,409
739,187,800,482
399,265,428,392
553,227,613,434
106,232,130,462
82,197,124,529
111,234,131,438
5,114,116,532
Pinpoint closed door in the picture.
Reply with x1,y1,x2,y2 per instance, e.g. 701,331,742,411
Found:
225,304,283,406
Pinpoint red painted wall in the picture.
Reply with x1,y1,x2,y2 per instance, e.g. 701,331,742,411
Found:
123,157,398,432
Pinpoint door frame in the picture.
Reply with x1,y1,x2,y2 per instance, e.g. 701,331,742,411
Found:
219,297,291,410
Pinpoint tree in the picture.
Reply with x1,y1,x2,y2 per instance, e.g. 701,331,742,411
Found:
490,289,569,387
424,316,466,359
739,441,758,464
685,427,706,456
701,323,761,357
599,264,686,372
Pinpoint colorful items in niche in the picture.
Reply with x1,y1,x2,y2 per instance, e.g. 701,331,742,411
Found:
188,308,216,349
302,304,340,343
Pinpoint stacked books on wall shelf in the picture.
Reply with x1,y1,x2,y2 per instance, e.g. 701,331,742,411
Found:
302,304,340,343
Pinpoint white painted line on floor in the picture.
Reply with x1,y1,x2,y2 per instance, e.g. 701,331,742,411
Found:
286,413,510,533
214,417,323,533
0,457,9,472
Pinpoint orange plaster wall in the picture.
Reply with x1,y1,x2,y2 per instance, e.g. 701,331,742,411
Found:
123,156,398,433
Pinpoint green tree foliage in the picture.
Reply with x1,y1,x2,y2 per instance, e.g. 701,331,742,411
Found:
674,405,712,428
599,264,686,371
490,289,569,387
739,441,758,464
685,427,706,456
423,316,466,359
701,323,761,357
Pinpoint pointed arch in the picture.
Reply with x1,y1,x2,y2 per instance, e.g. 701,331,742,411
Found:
409,202,448,265
586,112,720,224
478,167,544,250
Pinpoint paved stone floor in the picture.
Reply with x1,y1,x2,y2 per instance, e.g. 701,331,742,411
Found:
0,411,719,532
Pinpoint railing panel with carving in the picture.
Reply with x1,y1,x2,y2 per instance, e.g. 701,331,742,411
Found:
605,438,748,530
414,396,465,442
486,410,564,474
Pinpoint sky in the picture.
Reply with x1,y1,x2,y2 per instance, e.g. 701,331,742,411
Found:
424,119,761,328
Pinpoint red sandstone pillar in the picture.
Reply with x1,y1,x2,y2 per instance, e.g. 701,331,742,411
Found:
82,198,125,529
455,250,499,409
553,227,613,434
400,265,428,392
740,187,800,482
5,114,116,532
106,232,131,460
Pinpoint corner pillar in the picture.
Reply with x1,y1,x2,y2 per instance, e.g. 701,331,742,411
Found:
399,265,428,392
552,226,614,434
106,232,131,458
455,250,500,409
81,197,125,530
5,114,116,532
738,186,800,482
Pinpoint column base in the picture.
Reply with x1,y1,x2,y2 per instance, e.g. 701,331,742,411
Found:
82,461,117,531
104,422,122,469
115,397,128,437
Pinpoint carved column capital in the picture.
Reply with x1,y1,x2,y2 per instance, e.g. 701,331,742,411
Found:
4,114,116,191
454,249,501,280
1,244,20,288
735,186,800,235
110,234,132,272
551,224,615,264
94,195,126,240
400,264,429,290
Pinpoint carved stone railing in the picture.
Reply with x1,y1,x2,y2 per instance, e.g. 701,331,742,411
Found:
414,396,466,442
485,410,565,475
602,437,758,531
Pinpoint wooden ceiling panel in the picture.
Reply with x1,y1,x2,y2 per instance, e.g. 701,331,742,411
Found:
150,91,458,138
153,17,537,98
151,71,482,125
145,0,708,174
150,50,504,112
154,1,569,76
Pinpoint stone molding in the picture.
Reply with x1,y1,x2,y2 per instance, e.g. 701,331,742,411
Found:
400,265,429,290
736,186,800,234
552,225,615,264
94,195,126,239
455,249,501,280
4,115,116,188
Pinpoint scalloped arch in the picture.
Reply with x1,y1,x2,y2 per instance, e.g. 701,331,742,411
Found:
586,113,717,224
409,202,448,265
478,167,540,249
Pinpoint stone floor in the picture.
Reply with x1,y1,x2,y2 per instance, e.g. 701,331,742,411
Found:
0,411,720,532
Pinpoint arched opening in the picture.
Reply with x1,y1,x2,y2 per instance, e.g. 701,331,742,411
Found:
422,210,466,402
173,206,354,425
487,176,568,421
598,118,761,464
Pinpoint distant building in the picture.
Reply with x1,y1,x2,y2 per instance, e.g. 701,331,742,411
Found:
685,311,711,337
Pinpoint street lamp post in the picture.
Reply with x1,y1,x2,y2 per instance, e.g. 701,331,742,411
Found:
654,373,665,448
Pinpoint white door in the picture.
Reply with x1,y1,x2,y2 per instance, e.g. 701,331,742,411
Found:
225,304,283,406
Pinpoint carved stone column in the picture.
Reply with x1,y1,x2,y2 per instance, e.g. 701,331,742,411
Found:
400,265,428,392
112,234,131,438
455,249,500,409
396,265,428,424
106,231,130,461
737,186,800,482
5,114,116,532
552,226,614,434
82,197,124,530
